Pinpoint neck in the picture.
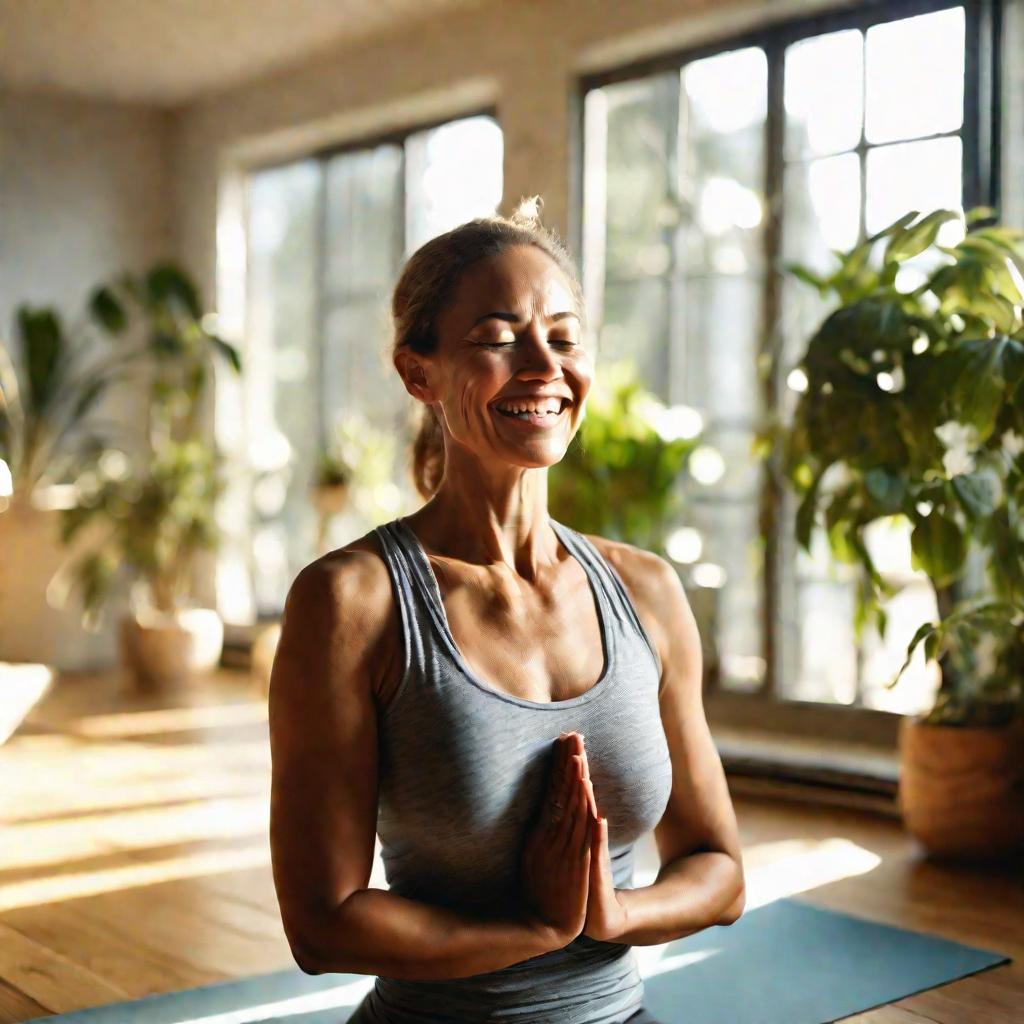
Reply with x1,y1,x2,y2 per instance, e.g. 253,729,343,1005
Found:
403,458,562,582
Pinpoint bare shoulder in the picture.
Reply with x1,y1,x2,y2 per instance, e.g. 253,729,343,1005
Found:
278,529,401,704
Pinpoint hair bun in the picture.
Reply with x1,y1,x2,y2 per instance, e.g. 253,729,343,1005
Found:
509,195,544,227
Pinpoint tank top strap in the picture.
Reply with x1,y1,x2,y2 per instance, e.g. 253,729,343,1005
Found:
370,519,433,697
549,519,664,681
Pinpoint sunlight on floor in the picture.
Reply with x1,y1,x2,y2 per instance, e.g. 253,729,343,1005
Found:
0,843,271,913
66,702,268,739
632,835,882,974
2,794,270,871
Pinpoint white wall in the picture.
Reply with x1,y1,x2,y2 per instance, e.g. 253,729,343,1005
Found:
1,88,172,462
1,89,171,338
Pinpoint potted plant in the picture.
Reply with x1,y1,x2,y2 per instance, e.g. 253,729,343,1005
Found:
774,205,1024,860
309,448,353,555
549,358,703,557
548,360,725,675
0,302,147,673
58,263,242,693
252,412,400,697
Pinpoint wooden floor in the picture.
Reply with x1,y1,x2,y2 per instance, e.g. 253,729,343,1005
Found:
1,667,1020,1023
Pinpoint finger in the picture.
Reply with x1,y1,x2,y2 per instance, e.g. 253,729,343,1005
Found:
553,754,580,843
582,776,598,819
550,735,567,796
590,816,607,880
546,737,569,817
568,772,591,860
578,737,591,781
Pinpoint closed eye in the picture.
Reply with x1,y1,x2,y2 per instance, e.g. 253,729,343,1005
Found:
480,339,578,349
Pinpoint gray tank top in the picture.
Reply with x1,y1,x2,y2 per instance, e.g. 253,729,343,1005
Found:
354,515,673,1024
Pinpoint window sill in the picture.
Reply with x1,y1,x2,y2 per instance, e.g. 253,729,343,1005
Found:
712,725,901,819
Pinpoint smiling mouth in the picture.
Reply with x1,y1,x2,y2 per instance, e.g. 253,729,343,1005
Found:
494,398,571,422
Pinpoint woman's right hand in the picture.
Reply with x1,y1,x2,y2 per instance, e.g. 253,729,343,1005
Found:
520,732,594,949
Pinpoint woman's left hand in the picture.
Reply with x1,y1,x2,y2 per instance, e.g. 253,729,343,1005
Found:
574,740,630,943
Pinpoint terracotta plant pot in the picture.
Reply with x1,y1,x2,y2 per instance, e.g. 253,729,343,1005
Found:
310,482,351,517
119,606,224,693
898,714,1024,861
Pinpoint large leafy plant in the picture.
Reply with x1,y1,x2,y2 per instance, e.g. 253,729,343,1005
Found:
0,305,146,500
58,264,241,626
774,206,1024,726
549,359,701,558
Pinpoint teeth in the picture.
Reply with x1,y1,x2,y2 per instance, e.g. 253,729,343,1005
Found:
495,399,566,415
500,408,560,419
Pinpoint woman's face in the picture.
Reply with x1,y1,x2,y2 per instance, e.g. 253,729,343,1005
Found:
419,243,593,469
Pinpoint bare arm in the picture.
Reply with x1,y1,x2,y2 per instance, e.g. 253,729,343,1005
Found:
592,545,746,946
268,552,561,980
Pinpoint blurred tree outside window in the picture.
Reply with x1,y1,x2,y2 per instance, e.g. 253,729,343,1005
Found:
243,115,503,616
582,2,987,730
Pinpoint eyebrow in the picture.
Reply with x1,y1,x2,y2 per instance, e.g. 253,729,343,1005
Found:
472,311,580,326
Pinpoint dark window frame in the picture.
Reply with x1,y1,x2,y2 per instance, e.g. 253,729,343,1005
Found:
574,0,1003,747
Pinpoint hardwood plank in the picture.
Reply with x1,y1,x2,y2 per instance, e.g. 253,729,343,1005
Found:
0,978,49,1024
2,901,223,998
0,920,127,1013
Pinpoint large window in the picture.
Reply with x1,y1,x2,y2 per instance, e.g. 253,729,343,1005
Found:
243,114,503,615
581,1,1001,742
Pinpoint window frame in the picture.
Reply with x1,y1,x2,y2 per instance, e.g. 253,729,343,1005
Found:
241,107,500,615
574,0,1003,747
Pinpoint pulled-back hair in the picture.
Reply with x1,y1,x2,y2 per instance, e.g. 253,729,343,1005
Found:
391,196,585,500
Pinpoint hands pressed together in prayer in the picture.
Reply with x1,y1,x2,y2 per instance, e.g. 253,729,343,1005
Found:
520,731,630,947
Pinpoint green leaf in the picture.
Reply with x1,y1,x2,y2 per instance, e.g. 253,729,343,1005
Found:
911,512,966,586
210,335,242,374
795,474,821,550
886,619,937,689
784,262,829,294
16,306,65,415
965,205,997,226
89,287,127,333
885,210,960,263
948,338,1011,439
951,471,998,519
867,209,921,245
863,467,906,513
145,264,202,319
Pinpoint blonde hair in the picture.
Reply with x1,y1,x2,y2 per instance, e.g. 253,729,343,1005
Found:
391,197,585,500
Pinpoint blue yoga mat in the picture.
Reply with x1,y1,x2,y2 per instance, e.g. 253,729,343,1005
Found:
24,896,1010,1024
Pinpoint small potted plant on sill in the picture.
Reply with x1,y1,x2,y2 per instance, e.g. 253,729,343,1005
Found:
57,263,242,693
770,205,1024,861
310,448,353,555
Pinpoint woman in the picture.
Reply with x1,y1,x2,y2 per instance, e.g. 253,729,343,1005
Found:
268,199,746,1024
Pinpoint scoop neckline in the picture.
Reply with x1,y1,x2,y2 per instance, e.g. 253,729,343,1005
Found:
393,516,616,711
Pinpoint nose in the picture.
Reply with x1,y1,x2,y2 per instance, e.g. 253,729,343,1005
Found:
512,325,563,381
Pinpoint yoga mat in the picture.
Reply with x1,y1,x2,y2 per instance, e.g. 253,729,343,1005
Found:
24,896,1011,1024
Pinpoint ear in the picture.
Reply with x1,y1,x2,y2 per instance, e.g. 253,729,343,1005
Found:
394,348,437,406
